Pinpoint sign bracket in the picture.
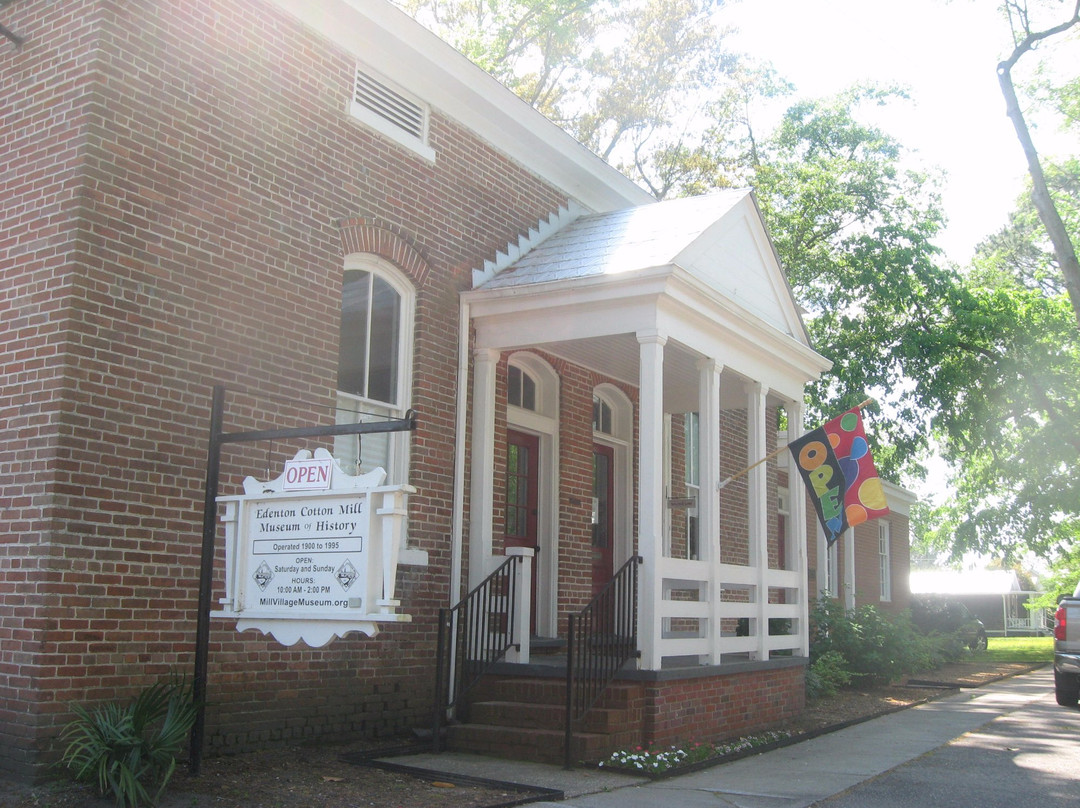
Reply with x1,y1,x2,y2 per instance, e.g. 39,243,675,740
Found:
190,385,417,775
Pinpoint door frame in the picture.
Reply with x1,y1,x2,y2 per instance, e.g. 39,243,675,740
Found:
505,429,540,632
592,384,633,580
506,355,559,638
505,412,556,638
591,443,616,597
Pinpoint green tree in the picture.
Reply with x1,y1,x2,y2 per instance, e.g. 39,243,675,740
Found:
918,165,1080,562
396,0,739,198
748,87,951,478
996,0,1080,328
395,0,603,113
972,158,1080,296
1028,543,1080,611
712,87,1080,562
400,1,1080,564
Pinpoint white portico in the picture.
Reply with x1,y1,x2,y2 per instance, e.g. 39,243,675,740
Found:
461,190,831,671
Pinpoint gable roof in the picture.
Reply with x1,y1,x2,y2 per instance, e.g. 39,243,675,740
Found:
477,190,810,343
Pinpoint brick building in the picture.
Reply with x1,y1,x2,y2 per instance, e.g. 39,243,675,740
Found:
0,0,912,780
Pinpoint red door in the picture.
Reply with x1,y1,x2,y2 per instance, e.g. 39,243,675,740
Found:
591,444,615,598
505,430,539,631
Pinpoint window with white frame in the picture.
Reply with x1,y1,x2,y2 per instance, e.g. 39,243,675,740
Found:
335,256,414,483
684,411,699,560
878,521,892,601
508,365,537,411
593,395,613,435
825,535,839,598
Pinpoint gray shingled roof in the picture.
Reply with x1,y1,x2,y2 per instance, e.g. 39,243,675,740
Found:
478,189,751,290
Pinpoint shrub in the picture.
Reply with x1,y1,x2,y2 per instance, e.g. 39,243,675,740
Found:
809,598,946,685
60,676,197,808
806,650,853,699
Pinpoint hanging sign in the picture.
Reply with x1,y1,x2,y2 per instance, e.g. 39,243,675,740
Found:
213,448,413,647
281,456,333,491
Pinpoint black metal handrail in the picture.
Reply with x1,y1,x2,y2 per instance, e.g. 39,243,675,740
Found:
432,554,522,751
564,555,642,769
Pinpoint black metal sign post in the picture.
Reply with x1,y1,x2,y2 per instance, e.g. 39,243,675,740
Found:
189,384,417,774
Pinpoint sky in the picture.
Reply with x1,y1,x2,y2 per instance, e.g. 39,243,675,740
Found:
720,0,1073,265
720,0,1078,511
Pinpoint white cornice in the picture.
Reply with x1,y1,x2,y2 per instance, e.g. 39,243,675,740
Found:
882,481,918,516
268,0,653,213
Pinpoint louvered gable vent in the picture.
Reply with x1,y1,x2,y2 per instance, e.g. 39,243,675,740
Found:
350,66,435,161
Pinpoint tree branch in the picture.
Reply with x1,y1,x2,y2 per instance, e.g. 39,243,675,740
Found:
997,1,1080,330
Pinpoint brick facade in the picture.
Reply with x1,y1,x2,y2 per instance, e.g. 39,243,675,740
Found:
0,0,569,779
641,663,805,748
1,0,910,782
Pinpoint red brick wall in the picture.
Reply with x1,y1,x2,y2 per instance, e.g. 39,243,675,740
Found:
852,513,911,615
491,351,639,632
642,664,805,747
0,0,569,779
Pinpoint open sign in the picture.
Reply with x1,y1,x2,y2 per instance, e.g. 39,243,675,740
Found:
282,457,333,490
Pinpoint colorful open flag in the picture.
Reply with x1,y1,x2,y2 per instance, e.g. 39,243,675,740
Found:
788,406,890,545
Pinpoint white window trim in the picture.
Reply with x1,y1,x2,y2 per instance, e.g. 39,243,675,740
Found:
337,254,425,566
878,521,892,602
506,353,559,637
341,254,415,418
825,533,839,599
592,384,633,569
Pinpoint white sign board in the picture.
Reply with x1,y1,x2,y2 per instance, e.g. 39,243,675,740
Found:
244,492,368,612
212,449,413,647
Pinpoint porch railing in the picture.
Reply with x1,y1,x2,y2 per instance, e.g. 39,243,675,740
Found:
432,554,522,752
564,555,642,769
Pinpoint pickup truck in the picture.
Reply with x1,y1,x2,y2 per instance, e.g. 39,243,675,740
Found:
1054,582,1080,706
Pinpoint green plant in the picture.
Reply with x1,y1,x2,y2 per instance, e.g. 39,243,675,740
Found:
809,598,950,685
806,650,853,699
60,676,198,808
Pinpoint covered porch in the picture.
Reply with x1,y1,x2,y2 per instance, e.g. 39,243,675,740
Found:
459,191,831,673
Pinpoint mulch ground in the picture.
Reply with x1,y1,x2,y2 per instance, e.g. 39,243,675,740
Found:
0,659,1045,808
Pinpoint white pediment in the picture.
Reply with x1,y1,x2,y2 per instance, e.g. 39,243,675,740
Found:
673,195,806,343
476,190,810,348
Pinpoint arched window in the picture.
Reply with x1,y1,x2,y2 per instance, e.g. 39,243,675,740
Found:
507,365,537,411
593,395,613,435
335,256,414,481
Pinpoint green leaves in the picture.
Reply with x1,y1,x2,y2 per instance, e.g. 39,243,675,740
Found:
753,88,1080,562
60,677,198,808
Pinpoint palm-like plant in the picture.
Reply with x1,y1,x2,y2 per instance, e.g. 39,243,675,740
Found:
60,677,198,808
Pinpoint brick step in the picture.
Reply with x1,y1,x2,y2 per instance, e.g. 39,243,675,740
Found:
468,699,641,734
473,676,641,709
446,722,641,766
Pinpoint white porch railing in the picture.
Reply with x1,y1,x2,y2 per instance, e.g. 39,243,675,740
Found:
1005,612,1051,634
656,557,803,666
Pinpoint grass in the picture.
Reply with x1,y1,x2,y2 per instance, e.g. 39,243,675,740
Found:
975,635,1053,663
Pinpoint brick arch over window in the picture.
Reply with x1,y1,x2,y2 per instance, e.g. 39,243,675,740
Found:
337,218,430,289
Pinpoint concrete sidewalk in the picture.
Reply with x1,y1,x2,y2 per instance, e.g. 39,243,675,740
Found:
378,666,1053,808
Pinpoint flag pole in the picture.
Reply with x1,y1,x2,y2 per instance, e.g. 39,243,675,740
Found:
717,398,875,490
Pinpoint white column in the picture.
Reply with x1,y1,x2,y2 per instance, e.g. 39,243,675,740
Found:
468,347,500,588
747,382,769,661
637,330,666,670
698,359,723,664
788,398,810,657
504,546,534,664
844,529,856,611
